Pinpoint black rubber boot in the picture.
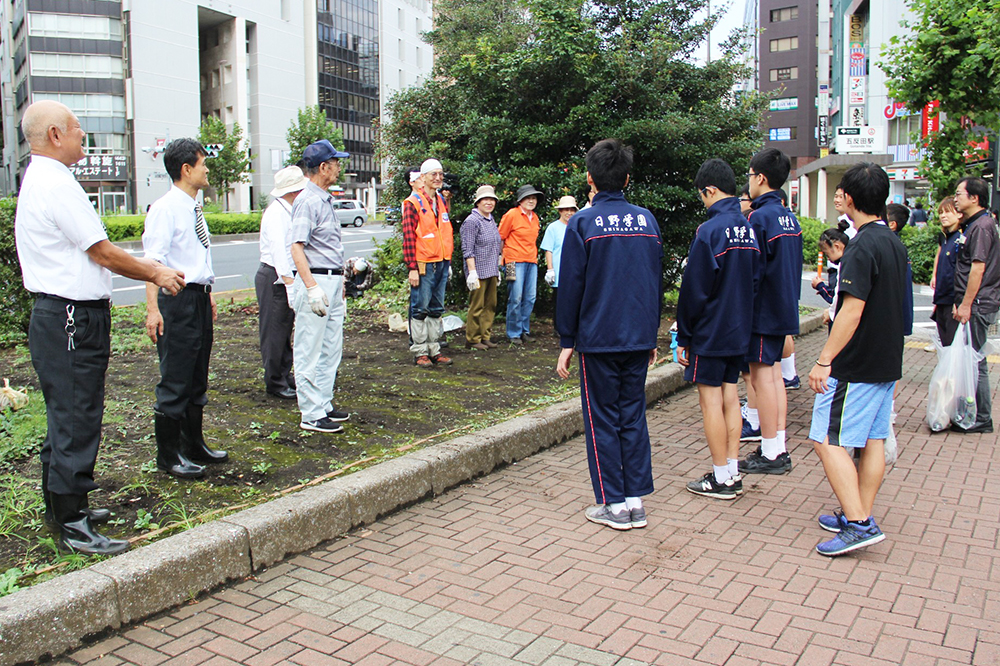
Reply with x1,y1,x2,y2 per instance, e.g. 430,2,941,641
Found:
181,404,228,463
43,464,110,526
155,411,205,479
50,493,129,556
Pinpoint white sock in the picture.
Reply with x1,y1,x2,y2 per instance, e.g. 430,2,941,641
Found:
781,354,797,380
609,501,628,514
746,408,760,430
713,465,732,484
624,497,642,510
777,430,787,454
761,436,781,460
727,458,739,477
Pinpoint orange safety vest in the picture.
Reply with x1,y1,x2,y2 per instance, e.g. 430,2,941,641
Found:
405,191,453,262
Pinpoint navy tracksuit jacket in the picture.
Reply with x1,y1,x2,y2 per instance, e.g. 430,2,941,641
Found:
747,191,803,336
557,190,663,504
676,197,761,357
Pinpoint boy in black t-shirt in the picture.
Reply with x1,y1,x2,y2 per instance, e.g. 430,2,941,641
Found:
807,163,908,557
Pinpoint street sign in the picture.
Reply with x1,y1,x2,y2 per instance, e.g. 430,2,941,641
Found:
69,154,129,181
834,126,885,154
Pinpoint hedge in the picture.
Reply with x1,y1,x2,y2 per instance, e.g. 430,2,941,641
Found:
0,197,33,344
102,212,263,242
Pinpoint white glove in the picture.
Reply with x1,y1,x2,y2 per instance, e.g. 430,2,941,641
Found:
466,269,480,291
285,283,295,310
545,269,556,286
307,284,329,317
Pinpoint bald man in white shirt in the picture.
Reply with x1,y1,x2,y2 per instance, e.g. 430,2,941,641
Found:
15,100,184,555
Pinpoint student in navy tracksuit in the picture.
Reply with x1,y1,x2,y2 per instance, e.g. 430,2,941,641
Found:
556,139,663,531
676,159,762,500
740,149,803,476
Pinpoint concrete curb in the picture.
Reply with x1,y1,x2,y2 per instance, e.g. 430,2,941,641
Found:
0,313,824,665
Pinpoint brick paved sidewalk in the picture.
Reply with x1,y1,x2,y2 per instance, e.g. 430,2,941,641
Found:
59,330,1000,666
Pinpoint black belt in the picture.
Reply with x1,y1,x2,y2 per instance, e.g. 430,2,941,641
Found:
184,283,212,293
294,268,343,276
37,293,110,309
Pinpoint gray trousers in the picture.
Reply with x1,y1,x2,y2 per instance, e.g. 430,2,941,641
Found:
970,310,998,424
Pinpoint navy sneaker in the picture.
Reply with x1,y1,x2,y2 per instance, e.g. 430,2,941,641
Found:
740,418,762,442
816,520,885,556
818,509,848,533
784,375,801,390
686,473,738,500
739,447,792,475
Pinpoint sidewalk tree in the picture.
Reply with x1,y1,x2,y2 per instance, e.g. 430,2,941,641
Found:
198,117,252,211
379,0,765,285
882,0,1000,202
285,106,347,167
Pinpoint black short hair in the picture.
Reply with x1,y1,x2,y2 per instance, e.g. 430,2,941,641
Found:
836,219,852,233
738,185,750,199
838,162,889,217
164,138,207,182
694,159,737,196
749,148,791,189
586,139,633,192
778,189,788,207
957,176,991,208
914,201,924,209
885,203,909,234
818,227,849,248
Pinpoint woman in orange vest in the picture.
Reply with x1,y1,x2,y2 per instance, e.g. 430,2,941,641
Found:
499,184,543,344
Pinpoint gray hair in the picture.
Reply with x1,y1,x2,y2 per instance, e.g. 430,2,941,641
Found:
21,100,71,147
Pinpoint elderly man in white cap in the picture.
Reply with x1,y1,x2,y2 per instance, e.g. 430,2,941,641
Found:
256,166,308,400
401,158,454,368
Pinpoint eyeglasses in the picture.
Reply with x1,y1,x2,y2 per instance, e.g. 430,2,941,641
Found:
698,187,711,197
739,196,752,203
747,172,760,178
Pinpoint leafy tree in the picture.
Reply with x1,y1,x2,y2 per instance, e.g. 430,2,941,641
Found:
882,0,1000,202
284,106,347,167
379,0,765,286
0,198,32,345
198,117,252,211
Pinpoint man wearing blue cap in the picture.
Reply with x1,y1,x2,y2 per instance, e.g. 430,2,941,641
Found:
288,139,352,433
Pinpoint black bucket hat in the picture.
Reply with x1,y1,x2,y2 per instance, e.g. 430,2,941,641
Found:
515,184,544,203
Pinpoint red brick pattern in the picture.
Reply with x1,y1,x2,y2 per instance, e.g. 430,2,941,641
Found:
59,332,1000,665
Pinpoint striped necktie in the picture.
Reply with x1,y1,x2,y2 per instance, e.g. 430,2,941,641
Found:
194,203,210,248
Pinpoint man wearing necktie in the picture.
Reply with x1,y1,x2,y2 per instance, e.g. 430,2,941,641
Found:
143,138,228,479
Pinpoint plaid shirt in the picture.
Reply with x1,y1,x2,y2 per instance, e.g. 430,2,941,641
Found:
401,190,449,269
460,209,502,279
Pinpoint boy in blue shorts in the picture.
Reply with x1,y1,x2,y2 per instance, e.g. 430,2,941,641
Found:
808,162,908,556
677,159,761,499
740,148,802,475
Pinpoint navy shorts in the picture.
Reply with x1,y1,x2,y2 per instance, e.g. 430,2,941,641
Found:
745,333,784,366
684,354,743,387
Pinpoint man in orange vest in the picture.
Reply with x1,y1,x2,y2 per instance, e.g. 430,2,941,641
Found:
401,158,454,368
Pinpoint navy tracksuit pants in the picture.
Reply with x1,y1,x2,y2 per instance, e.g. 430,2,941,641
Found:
578,350,654,504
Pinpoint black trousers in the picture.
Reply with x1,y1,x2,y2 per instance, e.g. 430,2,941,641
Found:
155,289,212,419
29,295,111,496
254,263,295,393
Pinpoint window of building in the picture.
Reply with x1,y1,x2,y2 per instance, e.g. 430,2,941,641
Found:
28,13,122,40
33,93,125,117
416,46,422,67
398,8,404,29
84,133,127,154
769,66,799,81
30,53,124,78
769,6,799,22
769,36,799,52
888,114,921,146
768,127,798,141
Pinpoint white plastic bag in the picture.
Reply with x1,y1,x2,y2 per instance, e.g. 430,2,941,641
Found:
926,323,980,432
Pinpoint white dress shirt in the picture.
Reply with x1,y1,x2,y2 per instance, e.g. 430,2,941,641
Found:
259,198,294,281
143,185,215,285
14,155,113,300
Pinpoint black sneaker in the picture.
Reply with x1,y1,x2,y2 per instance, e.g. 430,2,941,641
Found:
950,419,993,434
326,407,350,422
739,447,792,475
686,472,738,500
300,417,344,433
732,474,744,495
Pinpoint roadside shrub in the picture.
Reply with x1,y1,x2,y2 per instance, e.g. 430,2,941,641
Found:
900,222,939,284
799,216,828,268
0,198,32,346
102,212,262,242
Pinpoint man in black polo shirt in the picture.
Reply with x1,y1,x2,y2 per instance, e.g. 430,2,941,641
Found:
807,163,908,557
951,176,999,434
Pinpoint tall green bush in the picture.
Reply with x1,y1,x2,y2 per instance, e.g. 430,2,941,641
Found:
900,223,940,284
102,212,262,242
799,216,828,268
0,198,32,346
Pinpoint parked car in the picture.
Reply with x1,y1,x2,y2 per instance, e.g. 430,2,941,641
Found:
333,199,367,227
381,205,401,224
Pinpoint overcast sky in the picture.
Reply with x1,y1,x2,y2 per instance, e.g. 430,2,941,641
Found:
700,0,749,64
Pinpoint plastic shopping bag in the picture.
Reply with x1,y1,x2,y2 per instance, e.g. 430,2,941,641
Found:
926,323,980,432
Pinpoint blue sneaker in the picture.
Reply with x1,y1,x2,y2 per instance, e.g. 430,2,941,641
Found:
818,510,847,533
816,520,885,556
784,375,801,390
740,418,762,442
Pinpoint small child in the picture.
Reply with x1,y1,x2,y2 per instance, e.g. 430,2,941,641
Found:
811,227,849,329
